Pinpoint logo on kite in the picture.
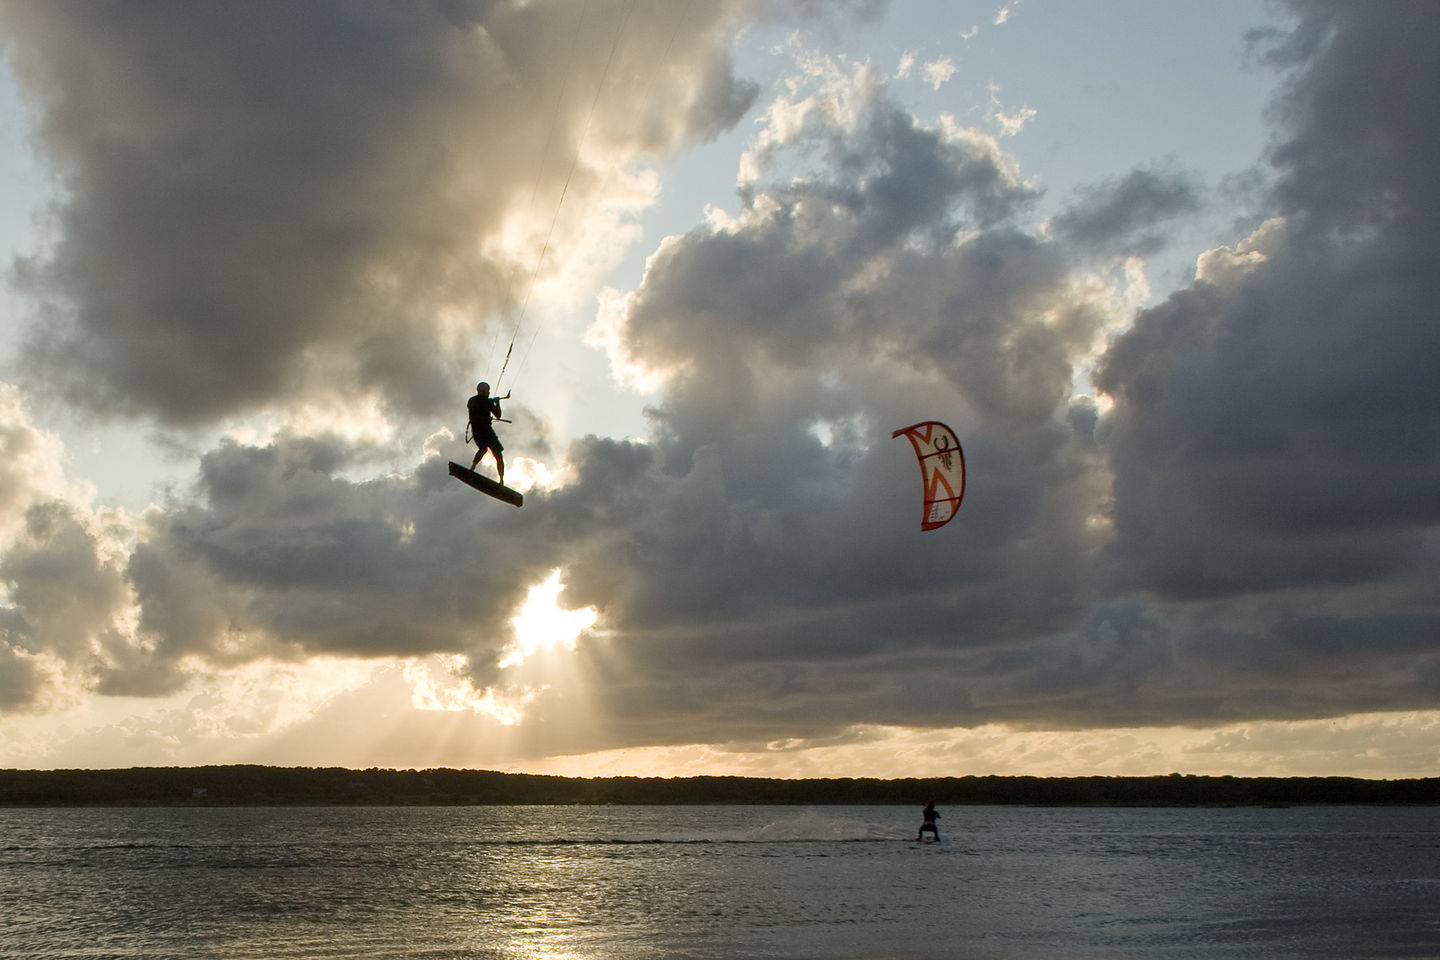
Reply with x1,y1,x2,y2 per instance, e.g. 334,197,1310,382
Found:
892,421,966,532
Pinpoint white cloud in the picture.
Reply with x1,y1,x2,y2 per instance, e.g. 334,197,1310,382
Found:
2,1,1438,779
986,82,1037,136
0,382,97,547
922,56,957,91
1195,217,1282,285
519,711,1440,780
0,0,759,428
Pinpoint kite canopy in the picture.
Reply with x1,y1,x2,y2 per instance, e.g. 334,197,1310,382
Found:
892,421,966,531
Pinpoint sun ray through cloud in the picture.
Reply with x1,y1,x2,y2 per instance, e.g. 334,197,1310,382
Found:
0,0,1434,779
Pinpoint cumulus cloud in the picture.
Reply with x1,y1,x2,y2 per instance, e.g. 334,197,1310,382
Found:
0,0,760,426
1052,167,1201,257
0,384,142,710
1093,0,1440,715
544,61,1120,743
1,1,1436,766
922,57,956,91
1098,2,1440,595
2,51,1120,743
126,436,552,682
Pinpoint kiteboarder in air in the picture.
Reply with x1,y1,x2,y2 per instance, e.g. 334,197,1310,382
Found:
467,381,507,486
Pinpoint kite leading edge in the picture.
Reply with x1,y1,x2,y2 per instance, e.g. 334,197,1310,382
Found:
892,421,965,532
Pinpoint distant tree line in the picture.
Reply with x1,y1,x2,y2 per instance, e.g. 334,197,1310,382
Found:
0,766,1436,807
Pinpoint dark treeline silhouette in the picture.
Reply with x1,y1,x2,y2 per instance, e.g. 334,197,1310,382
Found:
1,767,1437,806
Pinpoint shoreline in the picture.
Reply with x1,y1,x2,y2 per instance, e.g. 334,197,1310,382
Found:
2,766,1437,807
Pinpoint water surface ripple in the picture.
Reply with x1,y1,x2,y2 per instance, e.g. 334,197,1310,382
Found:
1,805,1435,959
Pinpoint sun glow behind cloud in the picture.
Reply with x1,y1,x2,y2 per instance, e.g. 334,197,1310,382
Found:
397,568,598,726
404,655,530,725
2,1,1437,781
501,568,598,669
0,568,605,767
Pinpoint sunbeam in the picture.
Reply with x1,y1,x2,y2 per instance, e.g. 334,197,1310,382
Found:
501,568,598,669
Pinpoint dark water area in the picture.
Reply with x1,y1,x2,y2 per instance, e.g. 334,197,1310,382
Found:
1,805,1436,958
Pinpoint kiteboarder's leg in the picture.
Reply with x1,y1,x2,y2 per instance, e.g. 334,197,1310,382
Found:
487,435,505,486
471,435,504,484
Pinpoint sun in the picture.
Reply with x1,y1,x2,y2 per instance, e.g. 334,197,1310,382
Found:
500,568,598,669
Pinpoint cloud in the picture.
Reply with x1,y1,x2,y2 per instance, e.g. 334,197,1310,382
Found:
1092,0,1440,711
545,3,1434,739
0,383,142,710
521,711,1440,779
1,1,1437,768
1257,1,1440,238
1097,2,1440,600
553,68,1120,743
0,0,760,427
922,57,956,91
11,61,1119,745
1052,167,1202,257
126,436,548,679
984,82,1036,137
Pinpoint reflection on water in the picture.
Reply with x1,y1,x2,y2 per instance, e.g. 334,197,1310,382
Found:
0,805,1436,959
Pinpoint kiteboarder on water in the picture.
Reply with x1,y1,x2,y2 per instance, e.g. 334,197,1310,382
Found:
468,381,507,486
916,801,941,842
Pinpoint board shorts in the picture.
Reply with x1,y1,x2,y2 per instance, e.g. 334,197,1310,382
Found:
472,426,503,453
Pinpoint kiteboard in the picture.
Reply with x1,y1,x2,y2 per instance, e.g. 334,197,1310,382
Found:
448,461,523,507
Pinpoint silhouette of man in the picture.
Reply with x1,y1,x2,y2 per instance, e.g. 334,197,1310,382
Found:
468,381,505,485
917,801,941,842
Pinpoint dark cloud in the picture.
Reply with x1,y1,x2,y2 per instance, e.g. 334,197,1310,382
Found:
3,1,1438,754
1,503,127,662
0,639,44,711
0,497,147,702
55,76,1114,743
0,387,144,706
1259,0,1440,240
1089,0,1440,720
1052,167,1201,256
0,0,760,425
126,436,555,682
1098,0,1440,603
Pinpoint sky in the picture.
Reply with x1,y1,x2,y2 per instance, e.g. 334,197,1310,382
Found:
0,0,1436,779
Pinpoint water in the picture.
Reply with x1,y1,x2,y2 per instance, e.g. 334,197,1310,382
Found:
1,805,1436,959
